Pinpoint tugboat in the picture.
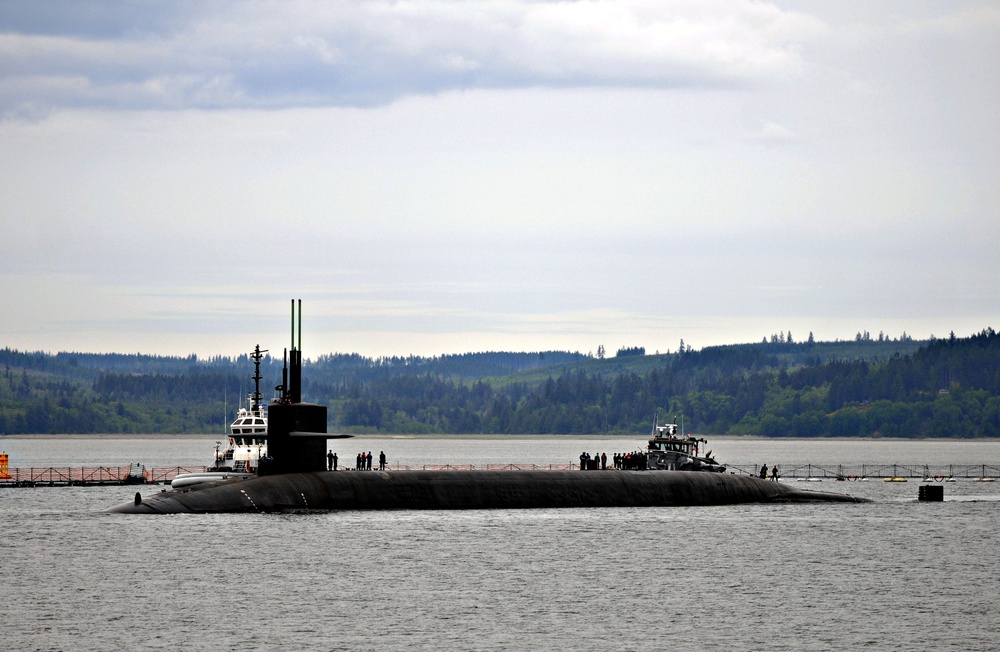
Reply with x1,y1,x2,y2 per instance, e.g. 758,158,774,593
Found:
171,345,269,489
645,418,726,472
212,344,269,472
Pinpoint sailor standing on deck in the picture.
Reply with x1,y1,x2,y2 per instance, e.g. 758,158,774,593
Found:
327,450,334,471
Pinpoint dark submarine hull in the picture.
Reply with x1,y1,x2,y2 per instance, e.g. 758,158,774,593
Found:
109,469,867,514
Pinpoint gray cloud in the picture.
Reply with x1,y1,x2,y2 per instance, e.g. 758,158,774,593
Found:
0,0,822,113
0,1,198,39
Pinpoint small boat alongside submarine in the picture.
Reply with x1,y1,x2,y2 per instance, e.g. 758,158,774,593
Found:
645,419,725,472
171,345,269,489
110,301,867,514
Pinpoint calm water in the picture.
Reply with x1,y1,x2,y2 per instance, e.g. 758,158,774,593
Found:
2,436,999,651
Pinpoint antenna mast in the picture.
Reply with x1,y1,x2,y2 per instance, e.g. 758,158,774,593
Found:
250,344,267,411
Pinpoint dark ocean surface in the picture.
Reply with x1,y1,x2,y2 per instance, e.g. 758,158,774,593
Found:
2,436,998,651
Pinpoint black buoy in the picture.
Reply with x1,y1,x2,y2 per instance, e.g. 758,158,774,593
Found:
918,485,944,501
134,492,142,506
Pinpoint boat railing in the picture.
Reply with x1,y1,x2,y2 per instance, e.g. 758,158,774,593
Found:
385,463,577,471
726,463,1000,479
485,463,576,471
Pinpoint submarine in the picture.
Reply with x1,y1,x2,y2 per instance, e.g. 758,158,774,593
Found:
109,301,867,514
111,466,866,514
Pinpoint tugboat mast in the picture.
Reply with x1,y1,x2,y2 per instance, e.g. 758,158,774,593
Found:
250,344,267,411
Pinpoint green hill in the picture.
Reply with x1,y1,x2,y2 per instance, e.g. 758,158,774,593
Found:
1,329,997,438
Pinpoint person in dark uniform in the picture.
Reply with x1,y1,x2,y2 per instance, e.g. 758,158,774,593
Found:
760,463,768,479
327,450,334,471
366,451,373,471
379,451,386,471
771,465,779,481
332,452,338,471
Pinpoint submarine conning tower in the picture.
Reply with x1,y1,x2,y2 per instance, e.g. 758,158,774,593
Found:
261,299,330,475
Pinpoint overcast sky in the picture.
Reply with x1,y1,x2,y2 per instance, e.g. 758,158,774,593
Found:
2,1,998,359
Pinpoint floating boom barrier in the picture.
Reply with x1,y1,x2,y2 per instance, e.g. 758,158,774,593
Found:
0,465,205,487
727,463,1000,481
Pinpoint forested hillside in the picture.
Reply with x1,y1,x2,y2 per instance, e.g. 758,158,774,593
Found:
2,330,998,437
0,349,584,434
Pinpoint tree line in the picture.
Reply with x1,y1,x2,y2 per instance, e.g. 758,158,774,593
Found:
1,330,997,437
324,330,1000,438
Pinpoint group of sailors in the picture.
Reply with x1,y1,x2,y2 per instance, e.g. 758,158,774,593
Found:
615,451,648,470
759,463,779,481
578,452,607,470
327,450,387,471
578,451,650,470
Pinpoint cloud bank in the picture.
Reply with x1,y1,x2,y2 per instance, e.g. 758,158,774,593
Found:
0,0,821,114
